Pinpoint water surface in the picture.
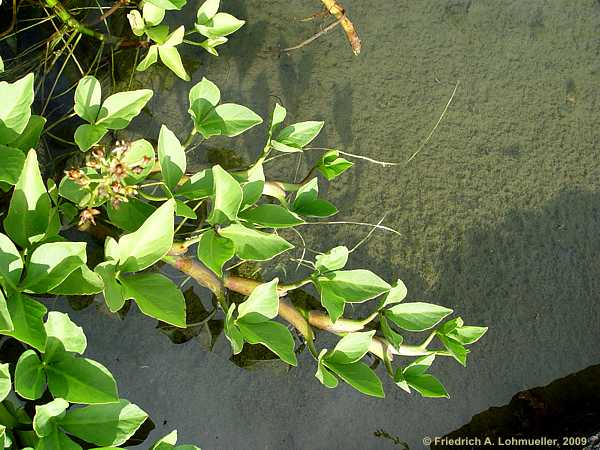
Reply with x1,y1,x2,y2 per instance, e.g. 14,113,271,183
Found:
66,1,600,448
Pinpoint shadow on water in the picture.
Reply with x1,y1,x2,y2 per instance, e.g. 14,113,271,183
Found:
277,49,314,114
333,81,354,146
371,189,600,449
430,188,600,362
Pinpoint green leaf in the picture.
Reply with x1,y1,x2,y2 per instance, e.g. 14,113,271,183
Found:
0,73,34,143
144,0,186,11
316,150,353,181
324,360,384,398
142,3,165,26
403,354,435,378
437,317,464,335
74,76,102,123
44,312,87,354
199,36,228,56
195,12,244,38
393,367,411,393
316,270,390,303
237,320,297,366
294,198,337,217
34,399,69,437
196,0,219,24
315,350,338,388
315,246,348,273
152,430,178,448
177,169,213,200
162,25,184,47
74,124,108,151
380,315,403,352
117,199,175,272
237,278,279,323
292,178,337,217
121,273,186,327
380,279,408,309
22,242,87,293
59,400,148,447
385,302,453,332
47,177,58,204
175,200,196,219
447,326,488,345
197,104,262,139
127,10,146,36
37,431,82,450
316,270,389,323
158,47,190,81
404,373,449,399
10,114,46,152
48,265,104,295
0,426,9,450
0,232,23,290
4,150,56,248
219,223,293,261
122,139,155,183
270,140,302,154
95,89,153,130
107,198,156,232
3,293,47,351
0,146,23,186
239,163,265,210
188,77,220,127
137,46,159,72
0,363,10,402
196,229,234,277
274,121,323,150
57,167,97,206
95,262,125,312
146,24,169,44
269,103,286,135
15,350,46,400
208,165,242,224
327,330,375,365
0,290,11,332
239,204,304,229
37,432,82,450
438,334,468,366
158,125,186,192
318,288,346,323
45,347,118,404
104,237,120,261
224,305,243,354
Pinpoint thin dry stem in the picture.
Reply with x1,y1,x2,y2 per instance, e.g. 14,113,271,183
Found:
320,0,361,55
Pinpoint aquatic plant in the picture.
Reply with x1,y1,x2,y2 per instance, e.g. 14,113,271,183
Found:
0,68,487,401
0,1,487,447
0,313,196,449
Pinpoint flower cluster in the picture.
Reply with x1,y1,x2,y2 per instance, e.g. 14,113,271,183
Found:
65,141,153,226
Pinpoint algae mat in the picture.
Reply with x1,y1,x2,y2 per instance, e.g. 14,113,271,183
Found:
66,1,600,448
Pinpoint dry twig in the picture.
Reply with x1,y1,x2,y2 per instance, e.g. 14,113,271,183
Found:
320,0,361,55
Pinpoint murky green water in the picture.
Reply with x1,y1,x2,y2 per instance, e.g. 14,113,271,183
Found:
64,1,600,448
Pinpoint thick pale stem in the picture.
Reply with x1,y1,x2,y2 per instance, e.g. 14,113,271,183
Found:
165,257,435,362
163,256,225,302
308,311,365,333
279,298,314,342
